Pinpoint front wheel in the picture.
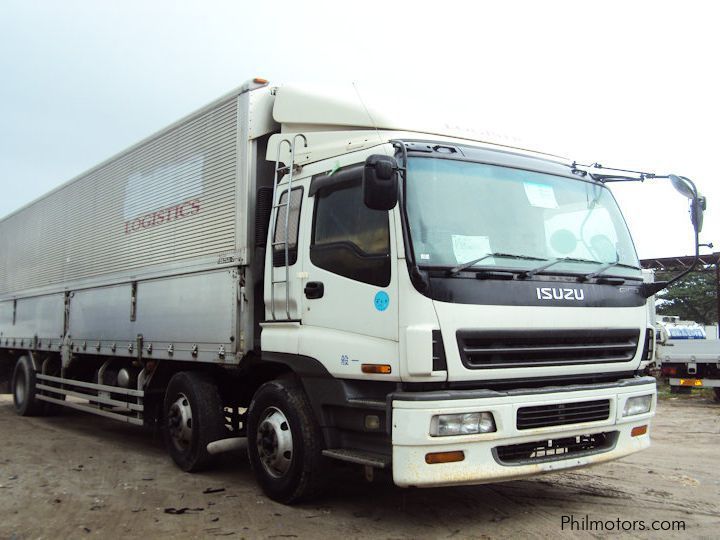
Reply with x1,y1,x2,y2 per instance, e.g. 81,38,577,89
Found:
247,379,326,504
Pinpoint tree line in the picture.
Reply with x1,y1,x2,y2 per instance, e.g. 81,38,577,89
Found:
654,267,718,325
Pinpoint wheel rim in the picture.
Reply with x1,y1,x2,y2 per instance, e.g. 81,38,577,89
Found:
14,368,26,406
167,393,193,452
256,406,293,478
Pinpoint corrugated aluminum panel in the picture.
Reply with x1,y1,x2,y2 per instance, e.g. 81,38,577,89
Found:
0,301,13,328
0,97,240,296
12,294,65,339
68,269,237,353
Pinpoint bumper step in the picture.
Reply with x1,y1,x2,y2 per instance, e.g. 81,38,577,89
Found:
322,449,391,468
346,398,385,410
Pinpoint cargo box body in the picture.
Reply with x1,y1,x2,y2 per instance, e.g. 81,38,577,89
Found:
0,81,277,363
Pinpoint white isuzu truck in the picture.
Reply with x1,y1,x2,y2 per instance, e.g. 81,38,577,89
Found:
0,79,706,503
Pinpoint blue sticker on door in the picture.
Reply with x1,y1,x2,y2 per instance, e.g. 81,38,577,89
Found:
374,291,390,312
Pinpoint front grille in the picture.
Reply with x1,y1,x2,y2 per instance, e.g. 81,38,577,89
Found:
516,399,610,430
457,329,640,369
494,431,618,465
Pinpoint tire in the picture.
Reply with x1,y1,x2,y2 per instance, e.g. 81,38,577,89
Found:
670,385,691,395
713,387,720,402
247,379,327,504
12,355,45,416
162,371,226,472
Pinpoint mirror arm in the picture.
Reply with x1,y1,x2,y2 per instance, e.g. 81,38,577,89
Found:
584,169,704,299
640,207,702,298
664,219,701,286
391,139,408,179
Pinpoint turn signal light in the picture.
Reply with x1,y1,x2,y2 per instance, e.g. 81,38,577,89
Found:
362,364,392,374
425,451,465,464
631,425,648,437
253,77,269,84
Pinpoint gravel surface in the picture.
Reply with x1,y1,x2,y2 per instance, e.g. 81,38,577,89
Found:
0,393,718,539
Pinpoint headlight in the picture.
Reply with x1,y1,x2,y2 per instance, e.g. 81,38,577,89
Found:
623,395,653,417
429,412,496,437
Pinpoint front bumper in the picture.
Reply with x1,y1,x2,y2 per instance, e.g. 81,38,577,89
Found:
391,377,656,487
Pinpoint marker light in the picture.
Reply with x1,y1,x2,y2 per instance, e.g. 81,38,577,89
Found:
425,451,465,464
429,412,496,437
631,425,648,437
361,363,392,374
623,395,653,417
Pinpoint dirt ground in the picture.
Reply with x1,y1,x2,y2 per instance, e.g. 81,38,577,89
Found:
0,391,718,540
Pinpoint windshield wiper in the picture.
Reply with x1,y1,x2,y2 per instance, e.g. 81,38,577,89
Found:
581,261,641,281
447,252,547,277
522,257,604,279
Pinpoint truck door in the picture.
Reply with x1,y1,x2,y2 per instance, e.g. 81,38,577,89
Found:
299,170,398,376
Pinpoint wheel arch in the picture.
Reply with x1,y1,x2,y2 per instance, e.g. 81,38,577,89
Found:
239,353,395,451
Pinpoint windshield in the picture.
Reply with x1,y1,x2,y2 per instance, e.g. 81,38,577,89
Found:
405,157,641,278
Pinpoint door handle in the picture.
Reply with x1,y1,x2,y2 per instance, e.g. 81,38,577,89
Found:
304,281,324,299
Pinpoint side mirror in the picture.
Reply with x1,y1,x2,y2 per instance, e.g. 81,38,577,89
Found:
669,174,705,233
641,174,708,298
363,155,399,210
669,174,695,199
692,195,706,233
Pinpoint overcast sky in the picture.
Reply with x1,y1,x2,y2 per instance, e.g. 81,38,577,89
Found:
0,0,717,259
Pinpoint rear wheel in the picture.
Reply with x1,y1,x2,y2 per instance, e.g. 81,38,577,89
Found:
670,385,691,395
247,379,326,504
12,356,45,416
162,371,226,472
713,387,720,402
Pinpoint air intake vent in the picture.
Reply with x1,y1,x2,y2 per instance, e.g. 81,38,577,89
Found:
457,329,640,369
432,330,447,371
495,431,618,465
516,399,610,430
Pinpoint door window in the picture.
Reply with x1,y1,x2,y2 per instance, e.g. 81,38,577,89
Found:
311,178,390,286
272,187,302,266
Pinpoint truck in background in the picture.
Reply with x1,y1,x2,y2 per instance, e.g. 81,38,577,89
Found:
657,316,708,340
641,265,720,399
0,78,707,503
655,316,720,399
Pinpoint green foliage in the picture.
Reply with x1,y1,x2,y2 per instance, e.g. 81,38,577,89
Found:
655,269,718,325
